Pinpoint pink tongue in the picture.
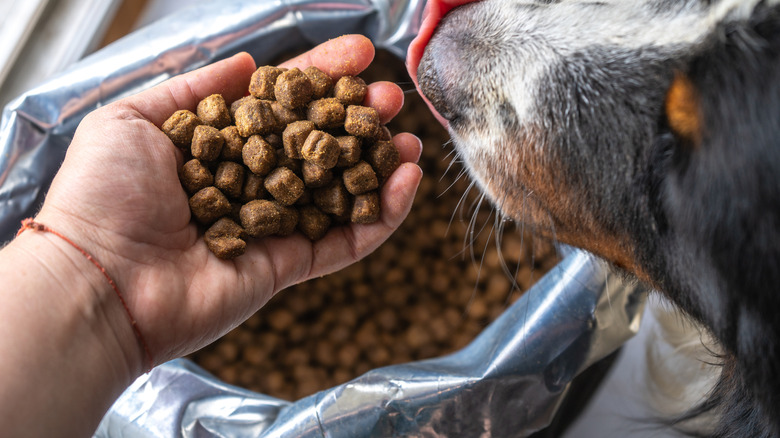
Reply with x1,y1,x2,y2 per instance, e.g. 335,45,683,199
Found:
406,0,483,128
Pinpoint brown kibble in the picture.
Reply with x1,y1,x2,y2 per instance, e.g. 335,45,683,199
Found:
191,125,224,161
365,140,401,179
214,161,245,199
197,94,231,129
307,98,345,129
204,218,247,259
282,120,316,160
344,105,380,138
180,159,213,194
342,161,379,195
274,68,313,109
336,136,361,168
302,160,333,188
249,66,286,100
334,76,368,106
243,135,277,176
264,167,305,206
220,126,245,162
274,202,300,236
313,181,350,217
235,98,277,137
229,95,254,120
297,205,331,240
242,173,266,202
351,191,380,224
304,66,333,99
162,109,201,148
302,130,340,169
240,199,281,238
189,187,231,225
271,101,303,127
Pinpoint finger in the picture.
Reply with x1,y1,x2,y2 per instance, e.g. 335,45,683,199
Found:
278,34,375,78
364,81,404,124
121,52,257,127
393,133,423,164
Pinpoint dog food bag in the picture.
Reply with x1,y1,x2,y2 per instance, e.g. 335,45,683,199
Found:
0,2,649,438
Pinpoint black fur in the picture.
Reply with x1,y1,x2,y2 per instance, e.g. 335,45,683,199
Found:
417,1,780,436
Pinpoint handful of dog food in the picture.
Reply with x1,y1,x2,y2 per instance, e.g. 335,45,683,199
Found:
161,66,400,259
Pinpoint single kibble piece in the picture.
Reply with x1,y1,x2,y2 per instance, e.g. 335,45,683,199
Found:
274,68,313,109
304,66,333,99
334,76,368,106
230,95,254,119
243,135,277,176
271,101,303,127
314,181,350,217
274,202,300,236
249,66,286,100
235,98,277,137
204,218,247,259
162,110,201,148
344,105,380,138
264,167,305,206
282,120,316,159
191,125,224,161
302,130,340,169
240,200,281,238
197,94,231,129
336,136,361,167
214,161,245,199
220,126,245,162
307,98,345,129
366,140,401,179
189,187,231,225
242,173,266,202
180,159,213,194
343,161,379,195
302,160,333,188
351,191,380,224
298,205,331,240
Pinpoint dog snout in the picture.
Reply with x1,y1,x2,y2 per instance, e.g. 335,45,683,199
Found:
417,48,458,123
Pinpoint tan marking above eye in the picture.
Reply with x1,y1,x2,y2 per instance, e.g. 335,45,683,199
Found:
665,72,703,147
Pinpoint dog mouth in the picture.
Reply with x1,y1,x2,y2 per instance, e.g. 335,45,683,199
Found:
406,0,484,128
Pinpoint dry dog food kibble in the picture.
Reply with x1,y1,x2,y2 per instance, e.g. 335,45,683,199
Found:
344,105,380,138
334,76,368,106
180,159,213,194
162,109,201,148
204,218,247,259
197,94,232,129
161,64,401,259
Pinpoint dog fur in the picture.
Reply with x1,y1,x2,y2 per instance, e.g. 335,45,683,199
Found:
410,0,780,436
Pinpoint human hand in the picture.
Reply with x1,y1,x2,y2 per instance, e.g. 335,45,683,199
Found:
33,35,423,374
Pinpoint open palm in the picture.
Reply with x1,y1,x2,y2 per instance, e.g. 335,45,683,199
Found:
34,35,422,369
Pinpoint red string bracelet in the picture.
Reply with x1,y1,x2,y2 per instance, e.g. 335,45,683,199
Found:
17,218,154,372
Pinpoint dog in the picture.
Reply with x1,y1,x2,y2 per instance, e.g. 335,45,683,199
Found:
407,0,780,436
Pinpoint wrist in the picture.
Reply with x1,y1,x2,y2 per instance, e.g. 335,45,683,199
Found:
10,220,146,380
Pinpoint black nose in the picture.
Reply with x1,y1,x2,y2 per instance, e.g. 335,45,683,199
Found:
417,47,457,122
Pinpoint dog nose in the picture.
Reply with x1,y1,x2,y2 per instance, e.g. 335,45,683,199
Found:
417,47,457,124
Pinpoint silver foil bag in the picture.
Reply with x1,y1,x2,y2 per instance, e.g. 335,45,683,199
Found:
95,251,646,437
0,1,649,436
